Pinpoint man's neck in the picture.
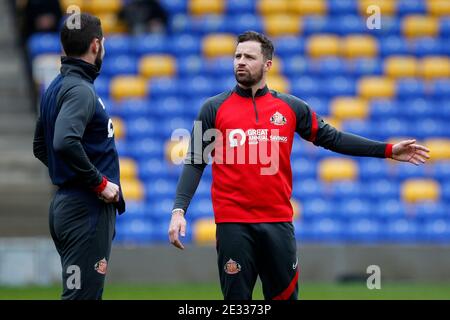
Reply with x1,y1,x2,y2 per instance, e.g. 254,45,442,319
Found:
238,78,267,97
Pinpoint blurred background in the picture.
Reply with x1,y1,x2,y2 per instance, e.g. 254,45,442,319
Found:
1,0,450,299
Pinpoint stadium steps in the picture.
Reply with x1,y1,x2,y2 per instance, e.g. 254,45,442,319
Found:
0,1,51,237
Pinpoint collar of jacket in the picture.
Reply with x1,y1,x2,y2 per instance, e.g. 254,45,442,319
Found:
234,84,269,98
60,56,100,83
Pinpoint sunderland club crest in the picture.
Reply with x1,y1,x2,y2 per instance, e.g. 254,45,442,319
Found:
270,111,287,126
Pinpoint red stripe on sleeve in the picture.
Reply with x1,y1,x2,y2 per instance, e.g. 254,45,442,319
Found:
385,143,393,158
273,269,299,300
309,112,318,142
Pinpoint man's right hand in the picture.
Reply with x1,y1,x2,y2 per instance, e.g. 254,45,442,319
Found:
100,181,120,203
168,209,187,250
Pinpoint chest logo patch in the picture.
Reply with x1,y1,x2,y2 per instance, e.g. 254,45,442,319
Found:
270,111,287,126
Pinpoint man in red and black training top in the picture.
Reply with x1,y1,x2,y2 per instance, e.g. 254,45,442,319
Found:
169,31,430,300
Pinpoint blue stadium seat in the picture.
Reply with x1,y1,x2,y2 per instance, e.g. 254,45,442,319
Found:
367,179,400,201
294,220,315,243
189,198,214,220
346,218,382,243
433,162,450,184
138,159,177,181
93,76,110,98
125,117,158,140
160,0,187,15
342,120,374,138
170,14,195,34
371,17,401,38
328,0,358,15
310,218,345,243
412,119,447,139
303,16,334,35
301,198,334,221
303,97,329,116
410,38,443,57
430,79,450,98
385,218,420,243
149,77,180,98
116,99,152,118
226,0,255,15
226,14,264,34
104,35,133,56
28,33,60,57
397,0,426,16
273,36,305,59
395,162,427,180
310,58,346,77
330,181,363,200
346,58,383,77
128,138,164,160
370,99,400,120
323,77,356,97
101,55,138,77
337,198,373,221
214,76,236,93
192,15,227,35
291,158,317,179
283,56,309,78
150,197,176,220
358,158,389,181
440,18,450,37
396,78,426,99
290,76,321,97
206,57,233,77
375,199,407,222
379,36,408,57
177,55,205,76
423,219,450,243
335,15,368,35
152,96,186,117
161,117,194,138
145,179,177,200
414,202,447,222
179,76,217,98
117,220,155,244
169,34,201,57
133,34,168,56
402,98,436,120
115,140,131,158
122,201,147,218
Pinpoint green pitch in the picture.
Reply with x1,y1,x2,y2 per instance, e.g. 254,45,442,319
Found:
1,282,450,300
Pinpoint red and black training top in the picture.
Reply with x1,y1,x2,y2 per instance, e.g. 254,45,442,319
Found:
173,84,393,223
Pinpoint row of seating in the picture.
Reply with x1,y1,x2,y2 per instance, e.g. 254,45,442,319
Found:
60,0,450,19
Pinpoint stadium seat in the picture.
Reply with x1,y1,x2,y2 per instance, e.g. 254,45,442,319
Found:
225,0,255,15
104,35,133,56
424,219,450,243
291,158,317,179
111,116,125,140
119,157,138,180
84,0,122,15
133,34,168,56
358,77,396,99
397,0,426,16
28,33,61,57
177,55,205,76
170,34,201,57
402,15,439,38
189,0,224,16
341,35,378,59
193,218,216,244
291,198,301,220
307,35,340,58
421,56,450,80
359,0,397,16
335,15,368,35
327,0,358,15
410,37,443,57
319,158,358,182
160,0,187,14
263,15,302,37
321,117,342,130
165,138,190,165
324,77,357,97
258,0,288,16
427,0,450,16
102,55,138,77
266,74,290,93
191,15,227,35
330,97,368,120
414,202,447,222
289,0,327,16
385,218,420,243
227,14,264,34
301,198,334,221
384,56,419,78
330,181,363,200
290,76,321,97
128,138,164,160
402,179,441,203
59,0,84,11
379,36,408,57
430,79,450,98
369,99,400,120
97,13,127,34
375,199,406,222
148,77,180,98
121,179,144,201
205,57,233,77
346,58,383,77
202,34,235,58
423,138,450,161
110,76,147,100
346,218,382,243
139,55,176,79
125,117,158,140
396,78,426,99
189,198,214,220
268,56,283,75
93,76,110,98
310,218,345,243
273,37,305,59
309,57,346,77
303,16,334,35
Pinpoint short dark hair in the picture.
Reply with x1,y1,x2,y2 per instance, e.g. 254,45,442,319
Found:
60,13,103,56
237,31,274,60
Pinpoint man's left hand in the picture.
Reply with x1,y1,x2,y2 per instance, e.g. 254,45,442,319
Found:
392,139,430,165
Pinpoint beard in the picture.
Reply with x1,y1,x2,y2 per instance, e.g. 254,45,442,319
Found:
95,42,103,71
234,65,264,88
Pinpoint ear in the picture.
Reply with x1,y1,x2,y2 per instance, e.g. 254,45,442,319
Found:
91,38,100,54
264,59,272,72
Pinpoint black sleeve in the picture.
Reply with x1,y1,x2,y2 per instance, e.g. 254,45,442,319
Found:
33,116,48,167
172,97,219,214
279,93,389,158
53,85,103,188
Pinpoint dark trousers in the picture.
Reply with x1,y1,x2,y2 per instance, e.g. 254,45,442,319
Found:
49,188,116,300
216,222,299,300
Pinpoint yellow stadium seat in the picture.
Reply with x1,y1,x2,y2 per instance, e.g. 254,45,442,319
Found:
331,97,369,120
402,179,440,203
402,15,439,38
359,0,397,16
139,55,176,79
358,77,396,100
193,218,216,244
427,0,450,16
319,158,358,182
264,15,302,37
84,0,122,15
189,0,224,16
60,0,84,12
341,35,378,59
421,57,450,80
111,116,125,140
289,0,327,15
203,34,236,58
321,117,342,131
267,74,290,93
121,179,144,201
384,56,419,78
97,13,128,34
119,157,138,180
269,56,282,75
307,35,340,58
291,198,301,220
165,138,190,165
258,0,288,16
111,76,147,100
424,138,450,161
